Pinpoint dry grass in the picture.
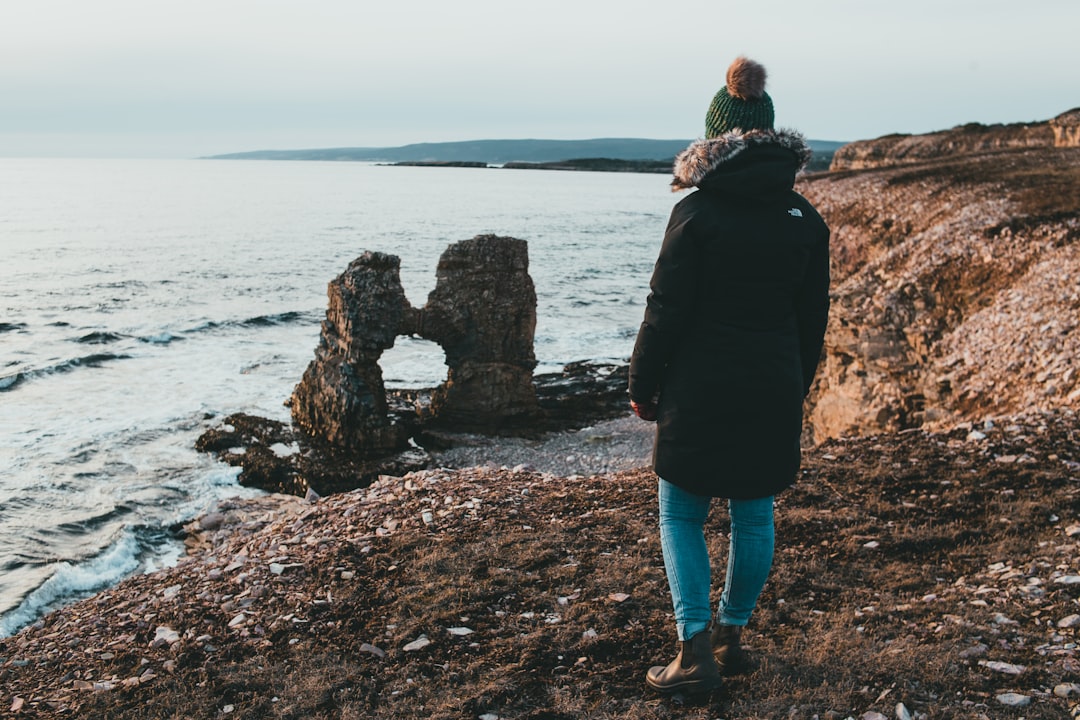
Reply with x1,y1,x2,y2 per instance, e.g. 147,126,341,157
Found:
883,147,1080,222
3,413,1079,719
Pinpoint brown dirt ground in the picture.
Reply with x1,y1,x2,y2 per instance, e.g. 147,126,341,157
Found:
2,411,1079,719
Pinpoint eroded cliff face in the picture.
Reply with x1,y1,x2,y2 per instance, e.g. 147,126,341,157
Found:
800,145,1080,442
1051,109,1080,147
830,109,1080,172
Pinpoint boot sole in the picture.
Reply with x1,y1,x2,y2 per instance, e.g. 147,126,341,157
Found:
645,676,722,695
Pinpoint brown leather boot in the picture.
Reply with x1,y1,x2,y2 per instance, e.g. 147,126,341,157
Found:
710,623,750,676
645,626,722,694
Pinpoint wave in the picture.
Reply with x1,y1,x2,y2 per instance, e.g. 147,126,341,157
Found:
0,352,131,392
138,332,182,344
0,322,28,334
1,310,315,393
60,352,129,368
240,310,312,327
186,319,223,332
0,530,142,638
71,314,313,348
76,331,127,344
91,280,148,291
185,310,317,334
53,505,134,536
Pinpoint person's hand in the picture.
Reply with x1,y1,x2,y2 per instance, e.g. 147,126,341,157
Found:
630,399,657,422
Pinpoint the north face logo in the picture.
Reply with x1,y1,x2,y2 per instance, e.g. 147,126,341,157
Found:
787,208,803,218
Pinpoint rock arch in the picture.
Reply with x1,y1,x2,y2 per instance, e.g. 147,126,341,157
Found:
289,235,541,457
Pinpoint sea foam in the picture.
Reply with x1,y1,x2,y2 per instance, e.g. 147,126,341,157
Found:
0,531,142,638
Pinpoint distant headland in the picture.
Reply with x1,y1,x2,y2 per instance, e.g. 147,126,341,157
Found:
386,158,678,174
203,137,847,173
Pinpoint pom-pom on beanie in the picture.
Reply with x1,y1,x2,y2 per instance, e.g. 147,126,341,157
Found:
705,57,775,138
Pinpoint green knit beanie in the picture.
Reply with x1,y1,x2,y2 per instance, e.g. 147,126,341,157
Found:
705,57,775,138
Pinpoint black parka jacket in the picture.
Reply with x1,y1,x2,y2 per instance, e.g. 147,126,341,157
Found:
628,128,830,499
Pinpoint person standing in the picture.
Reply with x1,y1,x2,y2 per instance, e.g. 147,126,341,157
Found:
629,56,830,694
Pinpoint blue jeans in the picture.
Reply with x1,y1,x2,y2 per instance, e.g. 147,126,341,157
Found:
658,478,775,641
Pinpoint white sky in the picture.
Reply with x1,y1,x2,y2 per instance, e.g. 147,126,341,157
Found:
2,0,1077,158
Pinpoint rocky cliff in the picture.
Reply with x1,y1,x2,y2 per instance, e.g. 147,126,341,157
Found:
800,134,1080,442
830,109,1080,172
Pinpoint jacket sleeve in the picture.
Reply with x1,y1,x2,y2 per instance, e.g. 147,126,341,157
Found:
796,225,831,396
628,202,700,403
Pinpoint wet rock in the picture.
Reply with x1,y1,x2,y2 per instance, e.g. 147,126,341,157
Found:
233,443,308,496
534,361,630,430
196,413,311,494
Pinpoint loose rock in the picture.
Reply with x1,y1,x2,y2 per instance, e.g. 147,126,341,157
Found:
403,636,431,652
995,693,1031,707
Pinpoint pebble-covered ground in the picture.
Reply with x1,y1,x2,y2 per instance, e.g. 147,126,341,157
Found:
425,414,654,478
2,410,1079,719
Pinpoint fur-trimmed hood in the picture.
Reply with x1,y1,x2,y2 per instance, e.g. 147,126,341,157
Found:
671,128,812,191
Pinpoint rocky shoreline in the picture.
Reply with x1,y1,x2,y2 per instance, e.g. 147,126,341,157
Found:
194,359,635,497
2,409,1078,718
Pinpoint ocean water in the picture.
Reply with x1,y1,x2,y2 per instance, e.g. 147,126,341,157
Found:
0,158,673,635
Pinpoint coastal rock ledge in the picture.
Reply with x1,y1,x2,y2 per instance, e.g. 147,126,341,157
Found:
198,235,630,496
830,108,1080,172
